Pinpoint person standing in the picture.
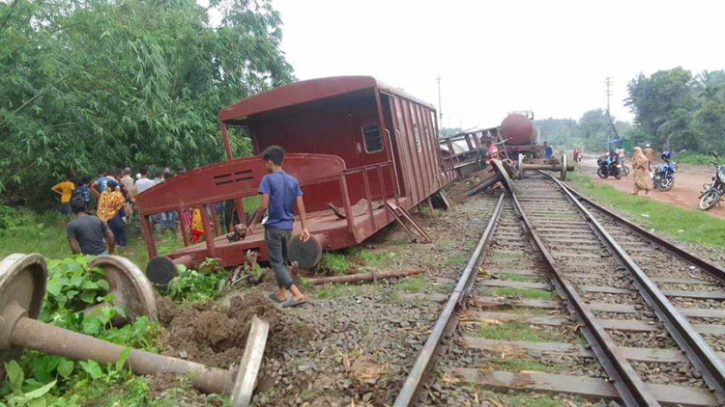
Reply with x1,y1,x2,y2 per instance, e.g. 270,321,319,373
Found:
90,169,117,198
544,142,553,160
248,146,310,308
631,147,651,196
134,167,156,195
120,167,135,195
66,196,115,256
97,180,128,254
51,176,76,216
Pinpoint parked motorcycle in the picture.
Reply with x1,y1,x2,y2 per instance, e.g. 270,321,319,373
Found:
597,155,621,179
619,163,630,177
651,151,676,191
699,153,725,211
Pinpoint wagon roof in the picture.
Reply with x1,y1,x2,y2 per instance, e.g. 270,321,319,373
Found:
219,76,435,123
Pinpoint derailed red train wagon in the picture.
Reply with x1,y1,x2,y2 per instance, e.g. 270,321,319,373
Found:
135,76,454,283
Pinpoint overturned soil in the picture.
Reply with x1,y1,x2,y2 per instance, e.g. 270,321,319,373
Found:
157,292,292,368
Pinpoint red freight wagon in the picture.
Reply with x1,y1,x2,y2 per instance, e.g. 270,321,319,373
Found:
135,76,454,284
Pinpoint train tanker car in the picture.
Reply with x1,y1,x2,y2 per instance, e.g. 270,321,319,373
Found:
135,76,455,285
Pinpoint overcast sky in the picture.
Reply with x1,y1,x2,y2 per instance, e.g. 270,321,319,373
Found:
206,0,725,129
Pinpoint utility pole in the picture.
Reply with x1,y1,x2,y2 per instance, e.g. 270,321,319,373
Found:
436,74,442,124
604,77,620,145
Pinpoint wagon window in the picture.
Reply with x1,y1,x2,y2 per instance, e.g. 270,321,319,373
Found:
361,124,383,154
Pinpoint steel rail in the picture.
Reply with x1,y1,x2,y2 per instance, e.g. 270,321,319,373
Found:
559,180,725,283
541,172,725,403
393,193,505,407
509,184,660,406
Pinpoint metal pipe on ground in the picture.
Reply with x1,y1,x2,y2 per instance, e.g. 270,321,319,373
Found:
0,253,268,407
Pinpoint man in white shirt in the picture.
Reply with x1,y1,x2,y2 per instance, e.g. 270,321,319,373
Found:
135,167,156,195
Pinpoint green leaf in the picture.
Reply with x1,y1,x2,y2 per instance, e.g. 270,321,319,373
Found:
96,279,110,291
82,318,102,335
24,380,56,399
5,360,24,390
81,280,99,290
79,360,104,379
80,290,96,304
57,360,74,379
116,348,132,372
70,275,84,287
46,280,63,297
28,398,46,407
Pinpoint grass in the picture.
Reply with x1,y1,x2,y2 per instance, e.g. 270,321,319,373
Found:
321,252,351,275
568,173,725,247
320,247,398,275
476,321,567,343
497,273,536,282
310,283,366,300
446,253,469,265
481,358,564,374
391,276,429,293
487,287,553,300
0,207,183,269
675,152,717,165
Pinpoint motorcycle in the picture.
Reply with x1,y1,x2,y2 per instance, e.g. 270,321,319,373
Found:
699,153,725,211
619,162,630,177
652,160,677,191
597,155,621,179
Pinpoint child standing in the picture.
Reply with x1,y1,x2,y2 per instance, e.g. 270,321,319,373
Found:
248,146,310,308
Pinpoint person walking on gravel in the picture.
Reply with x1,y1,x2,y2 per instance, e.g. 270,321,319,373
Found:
248,145,310,308
632,147,651,196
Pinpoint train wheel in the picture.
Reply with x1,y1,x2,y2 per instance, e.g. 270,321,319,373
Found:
560,154,567,181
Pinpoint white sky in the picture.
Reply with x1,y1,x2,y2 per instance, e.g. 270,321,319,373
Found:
204,0,725,129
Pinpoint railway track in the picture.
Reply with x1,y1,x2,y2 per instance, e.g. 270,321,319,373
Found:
394,173,725,406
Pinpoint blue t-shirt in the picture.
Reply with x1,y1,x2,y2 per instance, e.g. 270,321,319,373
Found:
94,176,115,193
545,147,553,160
258,171,302,231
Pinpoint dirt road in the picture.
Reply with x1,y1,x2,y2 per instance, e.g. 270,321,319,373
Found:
578,155,725,219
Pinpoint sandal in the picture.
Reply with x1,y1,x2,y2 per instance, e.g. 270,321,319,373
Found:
268,292,285,304
282,298,308,308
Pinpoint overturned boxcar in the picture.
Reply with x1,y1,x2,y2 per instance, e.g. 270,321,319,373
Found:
135,76,455,283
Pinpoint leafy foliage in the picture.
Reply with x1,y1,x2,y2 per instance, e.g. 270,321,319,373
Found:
166,258,226,303
0,0,293,209
1,256,160,404
626,67,725,154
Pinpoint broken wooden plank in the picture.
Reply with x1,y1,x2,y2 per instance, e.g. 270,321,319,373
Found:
230,316,270,407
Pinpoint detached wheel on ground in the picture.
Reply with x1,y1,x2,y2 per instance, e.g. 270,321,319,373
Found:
288,234,323,270
89,255,157,322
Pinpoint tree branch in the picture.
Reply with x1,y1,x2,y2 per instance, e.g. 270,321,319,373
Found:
0,0,20,33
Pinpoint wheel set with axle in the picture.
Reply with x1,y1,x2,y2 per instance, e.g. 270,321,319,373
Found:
0,253,267,406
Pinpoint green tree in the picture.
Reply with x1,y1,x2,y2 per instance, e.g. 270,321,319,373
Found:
625,67,696,148
0,0,293,208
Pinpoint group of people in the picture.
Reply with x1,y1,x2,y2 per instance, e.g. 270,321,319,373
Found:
52,146,311,307
52,166,177,256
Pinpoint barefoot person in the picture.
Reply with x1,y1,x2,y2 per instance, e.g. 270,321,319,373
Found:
632,147,651,196
248,145,310,308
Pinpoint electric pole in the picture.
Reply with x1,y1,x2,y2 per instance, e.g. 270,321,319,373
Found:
604,77,619,143
436,74,442,124
605,77,612,116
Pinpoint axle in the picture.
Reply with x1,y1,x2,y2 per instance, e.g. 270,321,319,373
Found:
5,300,232,394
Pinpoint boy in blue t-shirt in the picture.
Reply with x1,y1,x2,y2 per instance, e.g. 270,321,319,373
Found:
248,145,310,307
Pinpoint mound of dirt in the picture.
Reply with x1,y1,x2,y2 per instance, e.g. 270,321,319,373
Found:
159,292,288,368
